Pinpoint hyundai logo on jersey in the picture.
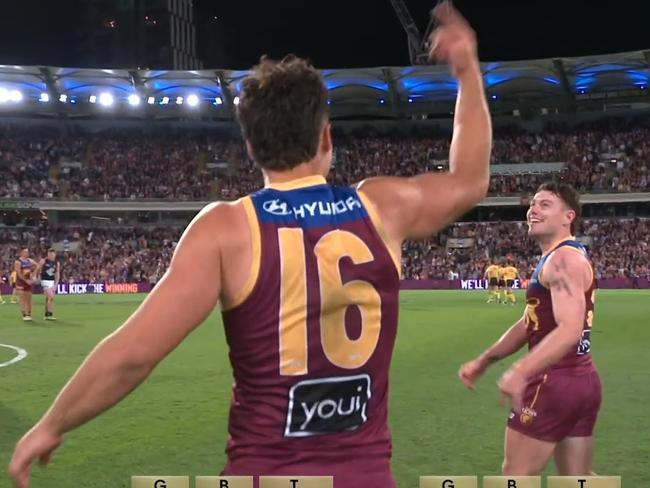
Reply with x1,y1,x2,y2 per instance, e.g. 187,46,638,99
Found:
262,199,292,216
254,186,369,229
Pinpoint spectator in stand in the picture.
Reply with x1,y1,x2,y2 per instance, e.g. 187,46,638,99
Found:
2,218,646,284
2,119,650,200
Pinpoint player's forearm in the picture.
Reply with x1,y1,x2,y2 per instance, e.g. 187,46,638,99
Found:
449,62,492,197
514,326,582,378
480,319,527,365
39,335,154,435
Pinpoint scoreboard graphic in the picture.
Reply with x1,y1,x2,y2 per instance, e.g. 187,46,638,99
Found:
130,475,622,487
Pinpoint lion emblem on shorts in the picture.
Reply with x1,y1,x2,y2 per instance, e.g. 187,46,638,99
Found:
520,406,537,425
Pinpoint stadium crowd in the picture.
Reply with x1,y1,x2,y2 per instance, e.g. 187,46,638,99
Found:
0,226,180,285
400,218,649,281
1,218,647,285
1,121,650,200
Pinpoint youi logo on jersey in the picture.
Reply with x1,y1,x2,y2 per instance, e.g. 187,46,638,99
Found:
284,374,372,437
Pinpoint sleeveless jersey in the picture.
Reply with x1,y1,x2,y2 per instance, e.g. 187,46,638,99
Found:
17,258,34,281
486,264,499,279
525,239,596,373
221,176,400,479
41,259,57,281
503,266,518,281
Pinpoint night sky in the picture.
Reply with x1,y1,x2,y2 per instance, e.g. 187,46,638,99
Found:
0,0,648,70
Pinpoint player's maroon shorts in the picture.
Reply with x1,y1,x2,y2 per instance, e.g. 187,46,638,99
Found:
508,369,602,443
15,279,31,293
223,455,396,488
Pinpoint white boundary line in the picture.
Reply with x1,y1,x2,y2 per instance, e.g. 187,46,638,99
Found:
0,343,28,368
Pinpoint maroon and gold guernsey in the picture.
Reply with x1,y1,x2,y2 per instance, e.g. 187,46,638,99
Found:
221,176,400,486
525,239,597,373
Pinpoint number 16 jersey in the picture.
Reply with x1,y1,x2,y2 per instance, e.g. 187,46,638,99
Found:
221,175,400,484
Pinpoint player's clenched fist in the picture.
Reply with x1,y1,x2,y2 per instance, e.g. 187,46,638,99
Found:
458,357,490,390
428,1,478,77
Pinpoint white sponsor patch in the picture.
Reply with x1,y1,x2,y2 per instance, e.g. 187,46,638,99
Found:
284,374,372,437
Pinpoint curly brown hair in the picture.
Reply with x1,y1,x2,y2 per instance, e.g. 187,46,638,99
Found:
236,55,329,172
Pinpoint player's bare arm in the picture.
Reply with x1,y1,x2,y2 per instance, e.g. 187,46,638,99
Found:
511,248,590,379
357,2,492,246
9,202,228,488
498,248,590,411
459,311,528,390
34,259,45,282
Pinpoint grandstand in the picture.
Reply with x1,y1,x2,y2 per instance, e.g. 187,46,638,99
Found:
1,51,650,289
1,50,650,118
2,47,650,488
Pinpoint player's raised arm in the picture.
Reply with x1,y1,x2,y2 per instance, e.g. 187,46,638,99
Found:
9,203,227,488
509,248,589,379
358,2,491,242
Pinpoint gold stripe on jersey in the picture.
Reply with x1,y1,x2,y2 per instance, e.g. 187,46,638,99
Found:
357,190,401,275
266,175,327,191
222,197,262,311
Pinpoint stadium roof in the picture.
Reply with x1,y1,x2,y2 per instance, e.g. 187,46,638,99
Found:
1,50,649,120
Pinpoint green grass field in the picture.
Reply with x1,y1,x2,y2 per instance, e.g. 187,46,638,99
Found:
1,290,648,487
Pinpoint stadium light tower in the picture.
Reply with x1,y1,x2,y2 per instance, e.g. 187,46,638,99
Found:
390,0,436,65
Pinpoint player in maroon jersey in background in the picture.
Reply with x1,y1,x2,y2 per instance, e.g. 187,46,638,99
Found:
459,182,601,476
10,3,492,487
14,248,37,322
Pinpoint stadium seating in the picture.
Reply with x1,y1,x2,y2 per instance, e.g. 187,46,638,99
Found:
2,117,648,284
1,120,649,200
2,218,647,284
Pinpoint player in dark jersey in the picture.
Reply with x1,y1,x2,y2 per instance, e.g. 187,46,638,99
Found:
10,4,492,487
36,249,61,321
14,248,37,322
458,182,601,476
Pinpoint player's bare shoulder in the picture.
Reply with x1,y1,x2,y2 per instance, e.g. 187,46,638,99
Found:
542,246,592,292
191,200,247,238
356,177,419,236
191,199,253,287
170,200,247,266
